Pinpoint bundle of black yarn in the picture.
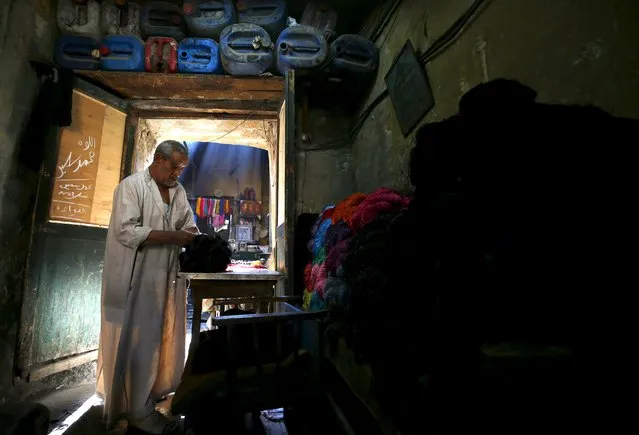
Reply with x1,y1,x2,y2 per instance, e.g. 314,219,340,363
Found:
410,78,639,342
403,78,638,434
179,234,232,273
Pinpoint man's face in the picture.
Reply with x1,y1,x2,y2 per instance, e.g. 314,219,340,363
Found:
154,151,189,187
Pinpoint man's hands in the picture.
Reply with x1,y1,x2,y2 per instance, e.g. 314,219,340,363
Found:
172,230,197,247
145,230,197,246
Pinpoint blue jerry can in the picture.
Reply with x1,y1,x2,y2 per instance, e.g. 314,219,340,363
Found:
140,1,186,41
100,35,145,71
276,25,328,76
329,34,379,76
178,38,222,74
55,36,100,70
183,0,236,40
236,0,287,41
220,23,273,76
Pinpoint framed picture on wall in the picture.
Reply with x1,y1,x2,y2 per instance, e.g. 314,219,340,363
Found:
236,225,253,242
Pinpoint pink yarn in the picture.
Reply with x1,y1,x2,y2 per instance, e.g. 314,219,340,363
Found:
309,264,320,292
350,188,410,231
304,263,313,290
314,264,328,297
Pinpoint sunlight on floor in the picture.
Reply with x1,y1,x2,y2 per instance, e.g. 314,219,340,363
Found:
49,395,102,435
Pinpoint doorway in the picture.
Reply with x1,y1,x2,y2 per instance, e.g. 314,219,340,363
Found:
16,72,295,383
129,115,280,346
180,142,271,265
131,116,279,268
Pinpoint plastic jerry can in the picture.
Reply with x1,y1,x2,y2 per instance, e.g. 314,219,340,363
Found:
276,25,328,76
300,1,338,41
219,24,273,76
100,0,141,37
145,37,178,73
140,1,186,41
329,34,379,76
57,0,102,40
100,35,145,71
178,38,222,74
183,1,236,41
236,0,287,41
55,35,100,70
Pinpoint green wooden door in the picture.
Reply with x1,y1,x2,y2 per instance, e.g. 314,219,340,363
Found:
16,79,130,381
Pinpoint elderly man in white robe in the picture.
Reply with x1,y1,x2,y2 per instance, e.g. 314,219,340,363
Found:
97,140,198,434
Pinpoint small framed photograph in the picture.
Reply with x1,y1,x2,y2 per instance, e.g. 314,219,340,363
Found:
236,225,253,242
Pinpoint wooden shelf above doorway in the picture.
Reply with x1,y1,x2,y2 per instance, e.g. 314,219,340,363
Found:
74,71,285,102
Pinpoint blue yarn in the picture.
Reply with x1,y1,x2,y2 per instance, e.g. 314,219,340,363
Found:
308,205,334,255
312,218,333,257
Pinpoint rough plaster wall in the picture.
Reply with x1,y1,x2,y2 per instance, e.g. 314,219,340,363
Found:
133,118,158,174
0,0,56,403
145,118,278,151
352,0,639,193
295,107,353,214
296,149,352,214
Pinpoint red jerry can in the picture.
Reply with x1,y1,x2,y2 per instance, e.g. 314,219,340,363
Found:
145,36,178,73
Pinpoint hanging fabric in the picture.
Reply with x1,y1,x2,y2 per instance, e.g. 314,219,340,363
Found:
195,197,204,218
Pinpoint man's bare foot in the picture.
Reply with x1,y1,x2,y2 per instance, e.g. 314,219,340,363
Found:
155,394,175,418
129,411,178,434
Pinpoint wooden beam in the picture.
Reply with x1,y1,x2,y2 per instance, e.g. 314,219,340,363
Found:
122,109,139,179
28,350,98,382
212,309,328,326
131,99,282,116
75,71,285,101
136,111,278,121
284,71,297,296
203,296,301,305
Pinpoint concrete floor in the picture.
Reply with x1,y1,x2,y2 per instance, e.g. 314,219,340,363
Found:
59,404,288,435
33,382,289,435
32,382,95,433
28,294,294,434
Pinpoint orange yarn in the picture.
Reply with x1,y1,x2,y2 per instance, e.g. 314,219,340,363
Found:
332,192,367,225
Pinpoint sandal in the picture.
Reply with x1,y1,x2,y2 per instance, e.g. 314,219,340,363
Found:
129,411,178,434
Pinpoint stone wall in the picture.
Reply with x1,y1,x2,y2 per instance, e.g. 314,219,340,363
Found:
295,106,354,215
0,0,57,403
132,118,158,174
351,0,639,193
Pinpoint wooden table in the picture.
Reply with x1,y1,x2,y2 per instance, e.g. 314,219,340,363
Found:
178,269,284,353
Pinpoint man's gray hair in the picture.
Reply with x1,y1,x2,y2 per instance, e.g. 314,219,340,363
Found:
154,140,189,159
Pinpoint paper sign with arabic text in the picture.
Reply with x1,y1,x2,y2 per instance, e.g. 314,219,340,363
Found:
49,92,105,224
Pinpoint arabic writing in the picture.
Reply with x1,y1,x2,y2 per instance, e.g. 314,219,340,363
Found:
57,183,93,200
55,135,97,179
57,152,96,179
51,201,89,221
52,131,101,222
79,136,96,151
49,91,110,224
